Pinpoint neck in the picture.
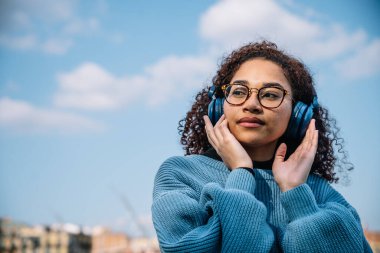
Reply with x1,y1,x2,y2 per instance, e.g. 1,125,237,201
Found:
243,140,278,162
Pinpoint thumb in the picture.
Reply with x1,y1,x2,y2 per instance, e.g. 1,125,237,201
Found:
274,143,287,164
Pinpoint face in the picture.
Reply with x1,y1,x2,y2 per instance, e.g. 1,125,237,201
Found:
223,58,293,153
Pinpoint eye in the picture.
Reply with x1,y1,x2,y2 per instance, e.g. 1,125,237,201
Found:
232,89,247,96
260,88,282,100
229,85,248,98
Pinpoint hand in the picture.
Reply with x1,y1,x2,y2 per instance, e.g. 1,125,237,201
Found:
272,119,318,192
203,114,253,170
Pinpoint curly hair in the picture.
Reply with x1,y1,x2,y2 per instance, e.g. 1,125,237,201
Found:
178,41,352,183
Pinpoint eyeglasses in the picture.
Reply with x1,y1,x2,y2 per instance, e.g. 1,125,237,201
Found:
221,82,290,108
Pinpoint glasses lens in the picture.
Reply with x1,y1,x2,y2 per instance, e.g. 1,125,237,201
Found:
225,84,249,105
259,87,284,108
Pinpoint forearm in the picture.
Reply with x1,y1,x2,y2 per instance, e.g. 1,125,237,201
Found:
153,168,274,253
280,184,370,252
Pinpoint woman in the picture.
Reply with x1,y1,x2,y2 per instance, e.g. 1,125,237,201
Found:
151,41,372,252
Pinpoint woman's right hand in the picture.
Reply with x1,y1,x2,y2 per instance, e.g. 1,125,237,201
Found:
203,114,253,170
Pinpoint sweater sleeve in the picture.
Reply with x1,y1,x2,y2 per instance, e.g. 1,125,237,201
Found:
152,157,274,253
279,181,373,253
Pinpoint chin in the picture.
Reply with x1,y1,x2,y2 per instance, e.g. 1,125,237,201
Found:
236,136,265,147
235,132,280,149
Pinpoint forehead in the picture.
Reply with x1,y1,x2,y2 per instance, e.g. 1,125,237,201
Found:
231,58,291,90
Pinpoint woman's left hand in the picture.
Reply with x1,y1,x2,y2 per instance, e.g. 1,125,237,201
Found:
272,119,319,192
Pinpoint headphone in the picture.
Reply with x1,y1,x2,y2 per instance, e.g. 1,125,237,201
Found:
207,85,319,140
207,85,225,126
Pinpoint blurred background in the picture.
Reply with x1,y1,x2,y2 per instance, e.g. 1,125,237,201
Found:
1,0,380,251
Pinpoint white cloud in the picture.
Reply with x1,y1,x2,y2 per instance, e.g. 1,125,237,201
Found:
335,39,380,80
107,33,125,45
0,34,37,50
0,0,99,55
4,0,76,23
199,0,367,61
0,97,104,133
6,10,31,29
143,55,215,106
42,38,74,54
54,62,143,110
53,56,215,110
201,0,320,45
62,18,99,35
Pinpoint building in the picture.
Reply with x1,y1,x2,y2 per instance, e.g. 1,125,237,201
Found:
0,218,159,253
91,227,130,253
0,218,70,253
128,237,159,253
364,229,380,253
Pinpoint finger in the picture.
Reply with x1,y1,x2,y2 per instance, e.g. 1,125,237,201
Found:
310,130,318,155
273,143,287,165
305,119,316,150
213,115,225,141
219,118,231,139
203,115,219,146
214,114,226,128
299,119,315,152
275,143,287,161
205,129,218,149
297,124,318,162
207,134,218,149
203,115,213,128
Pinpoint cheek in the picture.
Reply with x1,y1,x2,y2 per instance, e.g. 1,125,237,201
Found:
223,102,235,122
272,105,292,132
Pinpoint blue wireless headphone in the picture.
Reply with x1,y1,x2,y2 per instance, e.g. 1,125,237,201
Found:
286,96,318,139
207,85,225,126
207,85,319,140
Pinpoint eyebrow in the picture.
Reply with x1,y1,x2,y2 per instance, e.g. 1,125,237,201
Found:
231,80,284,89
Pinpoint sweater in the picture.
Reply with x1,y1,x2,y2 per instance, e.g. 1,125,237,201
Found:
152,154,372,253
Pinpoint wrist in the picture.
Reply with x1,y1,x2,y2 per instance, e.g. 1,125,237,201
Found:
279,183,301,192
230,161,253,171
237,167,255,176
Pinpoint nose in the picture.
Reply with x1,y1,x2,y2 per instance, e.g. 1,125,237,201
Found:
242,91,263,113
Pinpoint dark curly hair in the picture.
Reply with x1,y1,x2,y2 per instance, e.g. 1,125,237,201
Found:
178,41,352,183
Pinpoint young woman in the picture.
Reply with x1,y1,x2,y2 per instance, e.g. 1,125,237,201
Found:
151,41,372,252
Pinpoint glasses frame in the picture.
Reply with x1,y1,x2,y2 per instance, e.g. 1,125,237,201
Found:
221,82,290,109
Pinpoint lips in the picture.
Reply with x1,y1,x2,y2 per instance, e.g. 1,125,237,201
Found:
237,117,265,128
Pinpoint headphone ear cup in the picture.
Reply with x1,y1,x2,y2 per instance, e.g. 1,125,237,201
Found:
214,98,224,125
208,98,216,125
286,101,316,140
298,105,314,138
208,97,224,125
286,102,308,139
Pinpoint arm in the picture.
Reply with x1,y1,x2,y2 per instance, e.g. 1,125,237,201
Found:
272,119,372,252
152,157,274,253
279,181,372,253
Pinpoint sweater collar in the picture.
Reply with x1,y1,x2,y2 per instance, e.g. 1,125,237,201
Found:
202,148,274,170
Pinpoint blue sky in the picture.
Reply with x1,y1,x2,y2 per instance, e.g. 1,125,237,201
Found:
1,0,379,236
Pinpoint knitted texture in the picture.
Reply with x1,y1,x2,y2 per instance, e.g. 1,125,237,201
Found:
152,155,372,253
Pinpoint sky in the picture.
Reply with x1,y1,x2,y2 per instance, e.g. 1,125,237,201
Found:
0,0,379,237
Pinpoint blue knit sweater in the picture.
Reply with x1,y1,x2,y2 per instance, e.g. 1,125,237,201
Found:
152,154,372,252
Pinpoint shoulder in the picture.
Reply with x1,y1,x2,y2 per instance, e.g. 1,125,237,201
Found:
154,155,216,185
153,155,223,199
158,154,223,174
154,154,226,185
158,155,205,173
160,155,198,168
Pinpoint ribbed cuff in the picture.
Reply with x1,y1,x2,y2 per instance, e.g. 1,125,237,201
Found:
280,184,319,222
225,168,256,194
237,167,255,176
